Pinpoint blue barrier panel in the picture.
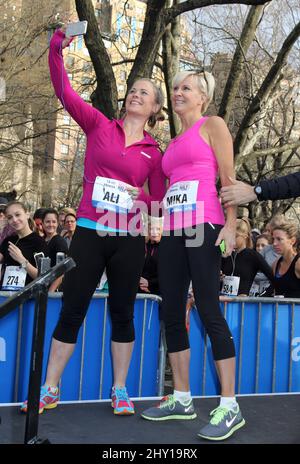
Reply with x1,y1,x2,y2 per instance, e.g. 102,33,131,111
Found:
239,302,259,393
188,298,300,396
0,295,19,402
257,303,275,393
275,303,291,392
292,304,300,391
189,308,206,396
1,294,300,402
0,292,161,403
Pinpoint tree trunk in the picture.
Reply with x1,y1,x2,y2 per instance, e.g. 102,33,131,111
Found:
126,0,169,91
75,0,118,118
162,1,181,138
218,5,264,123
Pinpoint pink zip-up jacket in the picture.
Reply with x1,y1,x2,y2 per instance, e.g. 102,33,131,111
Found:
49,30,166,230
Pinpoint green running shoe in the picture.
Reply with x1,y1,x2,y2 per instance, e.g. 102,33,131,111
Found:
141,394,197,421
197,404,245,441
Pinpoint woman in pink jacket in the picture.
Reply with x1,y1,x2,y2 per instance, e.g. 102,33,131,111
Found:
21,28,166,416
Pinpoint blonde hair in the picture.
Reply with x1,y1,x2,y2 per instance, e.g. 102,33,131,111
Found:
272,220,300,252
173,70,215,112
236,217,253,248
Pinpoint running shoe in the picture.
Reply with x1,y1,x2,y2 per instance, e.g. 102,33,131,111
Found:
141,394,197,421
20,385,59,414
111,386,134,415
197,404,245,441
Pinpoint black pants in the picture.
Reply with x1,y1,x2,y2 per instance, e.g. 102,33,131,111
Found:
158,223,235,361
53,226,145,344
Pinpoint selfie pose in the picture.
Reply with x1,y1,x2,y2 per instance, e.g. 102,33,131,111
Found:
21,26,166,416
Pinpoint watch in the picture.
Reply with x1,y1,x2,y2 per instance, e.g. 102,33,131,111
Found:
254,185,262,199
21,260,28,269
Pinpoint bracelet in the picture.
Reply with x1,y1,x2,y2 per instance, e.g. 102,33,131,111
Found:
20,259,28,270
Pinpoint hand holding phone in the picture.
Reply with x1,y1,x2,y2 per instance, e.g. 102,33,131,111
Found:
65,21,88,38
219,240,226,254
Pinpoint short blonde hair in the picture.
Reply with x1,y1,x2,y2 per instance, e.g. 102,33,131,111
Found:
173,70,215,112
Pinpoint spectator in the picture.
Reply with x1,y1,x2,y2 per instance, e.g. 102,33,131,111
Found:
57,207,76,235
255,233,271,253
220,172,300,205
254,215,283,295
61,213,77,249
42,208,68,292
0,201,47,290
251,228,261,248
139,217,163,295
249,233,272,296
221,218,273,296
272,220,300,298
33,208,47,238
0,197,15,246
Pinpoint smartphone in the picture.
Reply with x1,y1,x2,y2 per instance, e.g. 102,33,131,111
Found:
56,252,66,265
66,21,88,38
219,240,226,254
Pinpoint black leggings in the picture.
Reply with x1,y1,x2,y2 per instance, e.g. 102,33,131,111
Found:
53,226,145,344
158,223,235,361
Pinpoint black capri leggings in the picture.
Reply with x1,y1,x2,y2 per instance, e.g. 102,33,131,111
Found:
158,223,235,361
53,226,145,344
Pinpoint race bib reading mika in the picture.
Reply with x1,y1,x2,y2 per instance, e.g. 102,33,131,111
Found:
163,181,199,214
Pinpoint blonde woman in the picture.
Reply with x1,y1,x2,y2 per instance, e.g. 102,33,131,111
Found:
141,70,242,440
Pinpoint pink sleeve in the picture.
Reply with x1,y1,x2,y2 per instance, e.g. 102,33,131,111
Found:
138,151,166,216
48,30,108,134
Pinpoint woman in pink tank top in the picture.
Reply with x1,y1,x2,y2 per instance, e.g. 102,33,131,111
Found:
142,71,245,441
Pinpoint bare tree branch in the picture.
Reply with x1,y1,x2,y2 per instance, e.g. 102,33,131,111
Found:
166,0,271,22
218,5,264,122
234,20,300,155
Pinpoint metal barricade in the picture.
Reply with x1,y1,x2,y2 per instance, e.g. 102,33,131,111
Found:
0,292,164,403
1,295,299,403
189,297,300,395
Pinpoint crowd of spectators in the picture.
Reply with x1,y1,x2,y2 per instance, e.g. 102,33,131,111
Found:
0,195,299,299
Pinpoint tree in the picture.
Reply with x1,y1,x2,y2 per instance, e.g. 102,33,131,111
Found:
75,0,270,117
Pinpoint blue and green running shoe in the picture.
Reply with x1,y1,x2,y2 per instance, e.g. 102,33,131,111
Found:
20,385,59,414
111,386,135,415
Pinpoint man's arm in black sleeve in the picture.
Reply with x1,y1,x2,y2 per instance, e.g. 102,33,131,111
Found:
258,172,300,201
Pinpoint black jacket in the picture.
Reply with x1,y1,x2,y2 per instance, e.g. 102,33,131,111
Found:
258,172,300,201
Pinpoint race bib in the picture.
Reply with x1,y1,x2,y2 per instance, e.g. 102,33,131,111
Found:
92,176,134,213
221,275,240,297
2,266,27,291
163,181,199,214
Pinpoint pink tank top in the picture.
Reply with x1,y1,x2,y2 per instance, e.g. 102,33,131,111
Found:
162,116,225,230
